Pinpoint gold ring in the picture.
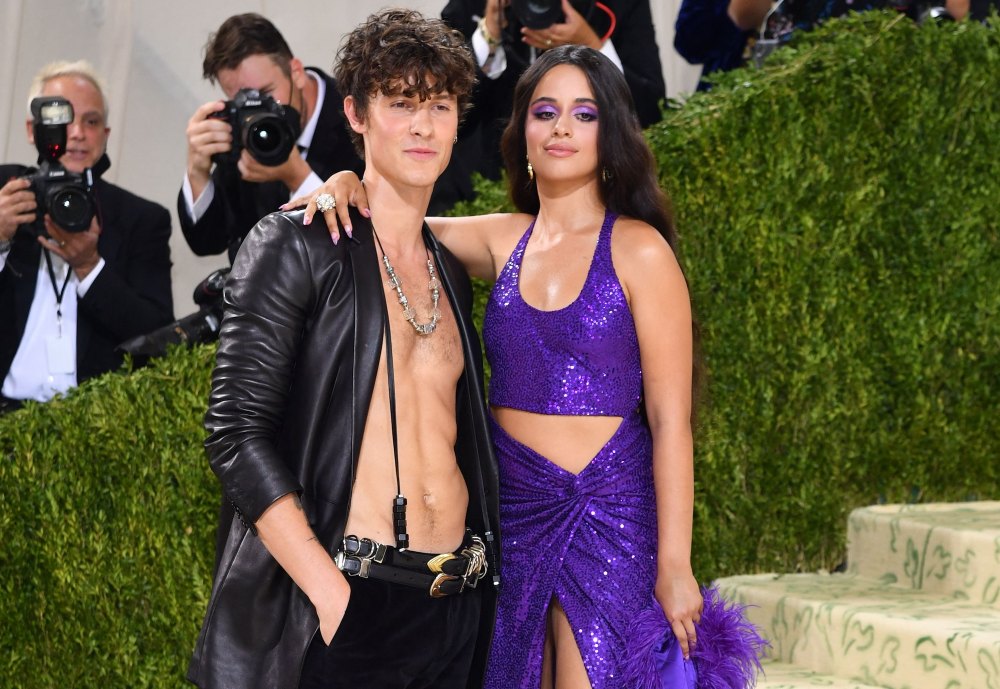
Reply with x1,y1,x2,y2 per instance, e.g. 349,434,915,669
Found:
546,38,553,47
59,240,66,247
315,193,336,213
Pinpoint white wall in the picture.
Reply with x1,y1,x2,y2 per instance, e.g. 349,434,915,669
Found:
1,0,699,315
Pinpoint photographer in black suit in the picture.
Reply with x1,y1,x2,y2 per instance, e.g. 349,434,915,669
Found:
0,61,173,413
180,13,363,263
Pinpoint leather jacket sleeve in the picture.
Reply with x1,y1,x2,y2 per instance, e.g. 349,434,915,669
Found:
204,212,324,523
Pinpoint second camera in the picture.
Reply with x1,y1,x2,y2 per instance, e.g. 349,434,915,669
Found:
210,88,301,167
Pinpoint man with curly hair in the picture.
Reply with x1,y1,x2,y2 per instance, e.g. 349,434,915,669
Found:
187,10,499,689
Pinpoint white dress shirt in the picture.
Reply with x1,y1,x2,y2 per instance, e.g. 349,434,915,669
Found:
1,245,104,402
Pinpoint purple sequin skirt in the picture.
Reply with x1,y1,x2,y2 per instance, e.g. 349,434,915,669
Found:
484,413,657,689
483,413,765,689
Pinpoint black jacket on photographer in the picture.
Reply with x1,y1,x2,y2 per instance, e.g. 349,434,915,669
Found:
0,155,173,397
433,0,666,212
187,209,500,689
969,0,999,18
177,68,362,264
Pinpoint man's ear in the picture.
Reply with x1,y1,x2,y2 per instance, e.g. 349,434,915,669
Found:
25,119,34,146
289,57,307,90
343,96,366,135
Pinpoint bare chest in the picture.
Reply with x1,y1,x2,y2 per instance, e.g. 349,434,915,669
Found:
379,263,464,381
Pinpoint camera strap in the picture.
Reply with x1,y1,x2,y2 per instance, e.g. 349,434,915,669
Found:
43,249,73,337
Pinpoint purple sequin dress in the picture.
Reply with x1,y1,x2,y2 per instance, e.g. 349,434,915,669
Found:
483,210,659,688
482,210,765,689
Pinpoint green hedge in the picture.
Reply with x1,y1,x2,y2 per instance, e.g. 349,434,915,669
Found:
2,13,998,687
0,347,217,688
651,12,1000,576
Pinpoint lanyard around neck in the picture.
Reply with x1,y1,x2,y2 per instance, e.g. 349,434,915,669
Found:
43,249,73,336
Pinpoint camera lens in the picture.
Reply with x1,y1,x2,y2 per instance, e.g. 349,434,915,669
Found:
47,185,94,233
512,0,564,28
242,112,294,166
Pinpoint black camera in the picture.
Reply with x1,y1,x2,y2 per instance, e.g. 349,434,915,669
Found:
24,97,95,233
117,268,230,359
510,0,596,29
210,88,301,167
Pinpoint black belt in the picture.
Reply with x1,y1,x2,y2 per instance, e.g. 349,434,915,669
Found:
334,531,488,598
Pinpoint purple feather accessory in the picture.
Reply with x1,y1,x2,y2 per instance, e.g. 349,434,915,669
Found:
624,586,768,689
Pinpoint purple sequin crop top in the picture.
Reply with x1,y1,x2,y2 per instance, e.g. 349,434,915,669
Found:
484,210,643,417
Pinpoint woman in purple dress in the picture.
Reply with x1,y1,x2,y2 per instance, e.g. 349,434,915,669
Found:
298,45,761,689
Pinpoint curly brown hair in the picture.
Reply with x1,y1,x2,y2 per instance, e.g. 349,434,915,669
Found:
334,8,476,155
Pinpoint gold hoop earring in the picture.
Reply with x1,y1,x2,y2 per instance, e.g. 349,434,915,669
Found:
601,167,611,183
527,161,534,181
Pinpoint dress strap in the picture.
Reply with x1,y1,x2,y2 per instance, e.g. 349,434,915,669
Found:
599,209,619,243
590,209,619,270
510,218,536,267
496,217,537,293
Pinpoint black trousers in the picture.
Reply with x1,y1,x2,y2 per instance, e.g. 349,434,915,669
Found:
299,574,482,689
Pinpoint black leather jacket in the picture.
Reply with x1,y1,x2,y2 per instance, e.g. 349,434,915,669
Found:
187,209,500,689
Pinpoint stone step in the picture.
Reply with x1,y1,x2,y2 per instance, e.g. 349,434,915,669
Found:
846,501,1000,607
755,660,888,688
716,571,1000,689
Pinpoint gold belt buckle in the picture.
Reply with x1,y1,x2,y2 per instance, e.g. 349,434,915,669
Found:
426,552,458,574
429,572,459,598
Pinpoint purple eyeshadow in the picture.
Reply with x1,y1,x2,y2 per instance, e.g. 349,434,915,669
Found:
531,104,559,117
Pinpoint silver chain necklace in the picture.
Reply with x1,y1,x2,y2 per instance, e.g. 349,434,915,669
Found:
372,226,441,335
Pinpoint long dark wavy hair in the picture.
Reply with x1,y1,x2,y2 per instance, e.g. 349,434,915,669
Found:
501,46,705,416
500,45,676,249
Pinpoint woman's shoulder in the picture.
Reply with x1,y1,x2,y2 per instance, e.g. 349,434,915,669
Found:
610,215,678,267
610,216,689,306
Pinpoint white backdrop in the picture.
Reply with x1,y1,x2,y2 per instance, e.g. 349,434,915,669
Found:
1,0,700,314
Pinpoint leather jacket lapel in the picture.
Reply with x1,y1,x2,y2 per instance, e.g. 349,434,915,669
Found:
348,211,383,468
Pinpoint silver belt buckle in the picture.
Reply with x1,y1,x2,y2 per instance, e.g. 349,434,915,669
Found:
336,535,386,578
460,536,488,588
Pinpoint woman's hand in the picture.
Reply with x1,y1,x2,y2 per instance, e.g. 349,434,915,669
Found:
655,569,703,660
283,171,370,245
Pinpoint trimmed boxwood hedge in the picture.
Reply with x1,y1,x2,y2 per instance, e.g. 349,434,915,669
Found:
650,12,1000,577
0,346,217,687
1,13,997,687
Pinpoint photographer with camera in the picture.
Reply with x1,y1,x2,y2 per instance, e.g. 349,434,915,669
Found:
431,0,666,212
180,13,362,263
0,61,173,413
